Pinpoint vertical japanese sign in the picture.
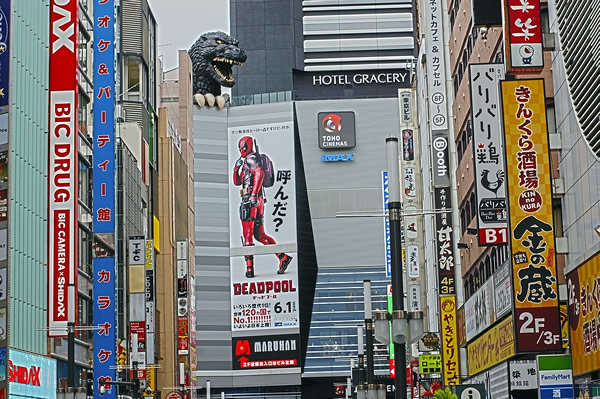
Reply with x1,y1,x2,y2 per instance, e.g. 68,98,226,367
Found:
0,0,9,110
440,296,459,385
566,251,600,376
501,79,560,353
129,321,146,379
93,0,115,233
434,187,455,295
93,257,116,399
505,0,544,72
469,64,508,245
176,240,189,356
48,0,78,337
145,240,155,367
93,1,115,396
382,172,391,277
425,0,450,187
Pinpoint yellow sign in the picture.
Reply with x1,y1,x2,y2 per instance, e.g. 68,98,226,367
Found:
560,304,568,349
501,79,560,353
419,354,442,375
467,315,515,375
144,367,155,396
566,251,600,376
440,296,459,385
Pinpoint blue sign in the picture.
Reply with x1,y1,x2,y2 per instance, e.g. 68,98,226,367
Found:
93,0,115,233
540,385,574,399
321,153,354,162
93,257,116,399
382,171,391,277
0,0,9,109
8,349,56,399
0,347,5,381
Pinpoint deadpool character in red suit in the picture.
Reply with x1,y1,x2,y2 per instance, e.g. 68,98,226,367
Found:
233,136,292,278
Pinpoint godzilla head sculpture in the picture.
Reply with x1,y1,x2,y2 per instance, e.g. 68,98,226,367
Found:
188,31,247,106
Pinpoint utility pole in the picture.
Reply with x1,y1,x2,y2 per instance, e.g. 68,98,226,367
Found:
386,137,407,399
363,280,375,385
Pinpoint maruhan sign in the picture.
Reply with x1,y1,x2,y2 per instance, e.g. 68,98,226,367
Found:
312,72,408,86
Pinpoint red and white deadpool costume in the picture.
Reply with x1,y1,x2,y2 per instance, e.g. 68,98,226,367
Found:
233,136,292,278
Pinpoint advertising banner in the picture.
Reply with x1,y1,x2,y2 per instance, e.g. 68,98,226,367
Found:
228,121,299,332
537,355,573,399
382,172,391,277
8,349,57,399
424,0,451,187
93,257,116,399
440,296,459,385
509,360,538,399
566,251,600,376
469,63,508,245
465,278,494,342
93,0,115,234
0,0,8,110
501,79,561,353
506,0,544,72
0,267,5,301
435,188,455,295
0,348,4,381
232,334,300,370
467,316,515,376
48,0,78,337
129,321,146,379
144,239,155,368
177,316,189,355
494,261,513,319
419,354,442,375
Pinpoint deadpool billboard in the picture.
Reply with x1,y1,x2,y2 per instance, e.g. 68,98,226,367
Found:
232,334,300,370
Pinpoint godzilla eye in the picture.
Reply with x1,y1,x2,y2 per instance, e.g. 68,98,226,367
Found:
216,40,223,45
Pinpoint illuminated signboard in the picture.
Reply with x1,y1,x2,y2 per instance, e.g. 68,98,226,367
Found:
48,0,78,337
501,79,560,353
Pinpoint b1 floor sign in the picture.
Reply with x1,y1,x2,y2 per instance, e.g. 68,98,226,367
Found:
451,384,486,399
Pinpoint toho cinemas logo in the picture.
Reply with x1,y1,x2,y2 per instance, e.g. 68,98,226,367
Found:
8,361,41,386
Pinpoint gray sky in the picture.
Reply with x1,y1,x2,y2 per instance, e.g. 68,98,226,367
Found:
148,0,230,70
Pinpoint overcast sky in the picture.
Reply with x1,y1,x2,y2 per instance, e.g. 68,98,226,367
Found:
148,0,230,70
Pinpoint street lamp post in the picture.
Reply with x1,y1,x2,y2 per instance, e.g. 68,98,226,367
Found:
386,137,407,399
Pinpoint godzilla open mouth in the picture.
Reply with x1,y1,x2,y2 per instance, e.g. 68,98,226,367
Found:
212,57,243,84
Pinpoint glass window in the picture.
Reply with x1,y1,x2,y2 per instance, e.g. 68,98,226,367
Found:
125,57,142,101
78,160,91,207
78,229,91,276
78,30,88,72
79,94,89,137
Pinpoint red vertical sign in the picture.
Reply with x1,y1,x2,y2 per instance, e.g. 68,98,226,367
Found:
506,0,544,72
48,0,78,337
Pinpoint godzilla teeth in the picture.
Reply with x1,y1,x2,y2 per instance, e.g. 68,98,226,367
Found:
212,57,243,66
213,65,235,83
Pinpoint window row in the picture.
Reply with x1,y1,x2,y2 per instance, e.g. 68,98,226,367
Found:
464,245,509,299
460,191,477,235
453,28,479,96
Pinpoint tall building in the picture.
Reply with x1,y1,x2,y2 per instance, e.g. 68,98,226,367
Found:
114,0,160,395
0,1,97,398
156,50,197,398
417,0,569,396
549,0,600,393
229,0,417,103
192,2,421,397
